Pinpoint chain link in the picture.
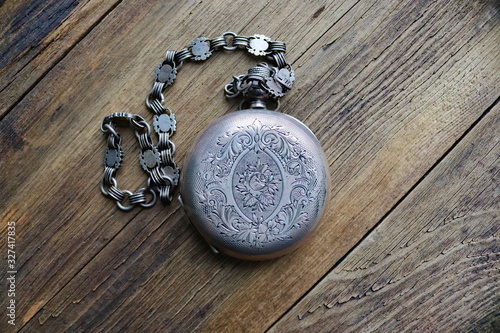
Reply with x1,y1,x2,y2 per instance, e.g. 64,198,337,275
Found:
100,32,292,210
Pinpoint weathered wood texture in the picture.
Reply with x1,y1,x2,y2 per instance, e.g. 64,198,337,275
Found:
0,0,498,332
269,103,500,333
0,0,122,117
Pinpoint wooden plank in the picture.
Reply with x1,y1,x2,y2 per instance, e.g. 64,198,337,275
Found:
0,0,122,117
269,102,500,333
0,0,498,332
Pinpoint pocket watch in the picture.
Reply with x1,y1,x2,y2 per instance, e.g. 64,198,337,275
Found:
100,33,329,260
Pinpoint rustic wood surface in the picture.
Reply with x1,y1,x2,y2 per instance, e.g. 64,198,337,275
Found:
269,103,500,333
0,0,498,332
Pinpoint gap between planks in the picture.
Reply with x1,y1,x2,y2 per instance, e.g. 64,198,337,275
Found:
265,95,500,331
0,0,125,121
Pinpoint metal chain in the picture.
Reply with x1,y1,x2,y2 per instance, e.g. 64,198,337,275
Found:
100,32,293,210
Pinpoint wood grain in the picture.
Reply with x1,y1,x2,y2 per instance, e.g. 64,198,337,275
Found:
0,0,122,117
0,0,498,332
269,103,500,333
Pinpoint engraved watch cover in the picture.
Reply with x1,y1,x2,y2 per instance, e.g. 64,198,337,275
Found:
180,109,329,260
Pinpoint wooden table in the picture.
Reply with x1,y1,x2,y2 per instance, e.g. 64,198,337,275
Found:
1,0,498,332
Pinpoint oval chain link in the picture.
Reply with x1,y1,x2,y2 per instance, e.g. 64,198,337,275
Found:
100,33,292,210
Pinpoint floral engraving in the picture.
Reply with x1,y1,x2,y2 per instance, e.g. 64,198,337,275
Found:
236,158,280,212
197,119,317,247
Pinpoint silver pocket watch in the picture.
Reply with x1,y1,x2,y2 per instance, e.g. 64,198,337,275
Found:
100,33,329,260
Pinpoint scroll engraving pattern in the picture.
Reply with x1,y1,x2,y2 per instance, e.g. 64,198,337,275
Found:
196,119,317,247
